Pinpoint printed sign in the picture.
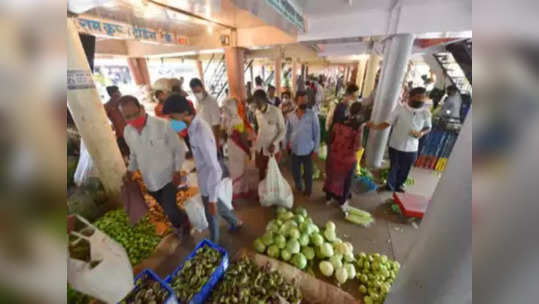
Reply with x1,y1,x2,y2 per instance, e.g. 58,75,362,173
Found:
75,16,190,46
67,70,95,90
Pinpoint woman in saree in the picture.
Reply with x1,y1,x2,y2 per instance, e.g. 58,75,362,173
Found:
324,102,364,212
221,97,256,199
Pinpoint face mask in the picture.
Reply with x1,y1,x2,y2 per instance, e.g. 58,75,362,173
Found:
299,104,308,110
194,92,204,101
127,113,146,132
170,119,187,132
409,100,425,109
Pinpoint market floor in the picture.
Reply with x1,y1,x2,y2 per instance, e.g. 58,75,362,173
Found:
144,158,442,292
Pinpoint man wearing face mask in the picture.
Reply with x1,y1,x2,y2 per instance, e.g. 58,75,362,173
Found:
279,91,296,118
162,94,243,244
286,91,320,197
119,95,189,238
189,78,221,152
367,87,432,193
252,89,287,181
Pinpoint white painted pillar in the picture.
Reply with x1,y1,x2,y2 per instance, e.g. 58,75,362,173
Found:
67,18,126,203
366,33,415,168
385,113,472,304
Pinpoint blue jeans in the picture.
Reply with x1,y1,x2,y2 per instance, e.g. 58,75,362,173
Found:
291,153,313,194
201,195,240,244
388,147,418,191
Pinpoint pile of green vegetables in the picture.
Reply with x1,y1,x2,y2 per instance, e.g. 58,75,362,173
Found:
94,209,161,265
253,207,319,271
67,284,90,304
119,273,170,304
208,257,302,304
254,206,401,298
253,207,360,286
379,168,414,186
355,252,400,304
344,206,374,227
169,245,222,302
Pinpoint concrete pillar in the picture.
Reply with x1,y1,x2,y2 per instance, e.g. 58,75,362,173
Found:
385,113,472,304
196,59,204,85
365,34,415,168
349,62,358,84
127,57,151,86
67,19,126,203
292,59,298,94
356,58,367,92
362,53,381,98
224,47,247,102
275,56,282,94
249,63,254,85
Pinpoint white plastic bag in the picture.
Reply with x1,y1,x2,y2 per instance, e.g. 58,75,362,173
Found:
67,215,134,303
217,177,233,210
184,194,209,232
258,156,294,208
74,140,95,186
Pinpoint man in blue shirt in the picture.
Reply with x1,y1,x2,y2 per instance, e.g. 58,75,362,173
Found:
162,94,243,244
286,91,321,197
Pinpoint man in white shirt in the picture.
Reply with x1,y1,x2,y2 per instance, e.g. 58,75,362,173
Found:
162,94,243,244
119,95,189,237
252,90,286,181
367,87,432,192
189,78,221,152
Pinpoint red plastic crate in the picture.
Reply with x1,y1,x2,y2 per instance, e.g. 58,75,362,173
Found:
393,192,430,218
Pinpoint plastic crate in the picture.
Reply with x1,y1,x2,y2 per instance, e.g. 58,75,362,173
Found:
165,239,229,304
119,269,178,304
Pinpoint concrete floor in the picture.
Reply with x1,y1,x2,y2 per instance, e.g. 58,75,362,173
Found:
144,159,441,297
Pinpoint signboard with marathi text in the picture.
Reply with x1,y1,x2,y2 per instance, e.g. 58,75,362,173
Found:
75,16,189,46
264,0,305,32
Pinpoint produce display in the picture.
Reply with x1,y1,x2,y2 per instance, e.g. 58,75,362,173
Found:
355,252,400,304
119,272,171,304
132,171,199,235
208,257,302,304
344,206,374,227
253,207,318,271
169,245,222,302
378,168,415,186
94,209,162,265
254,206,401,302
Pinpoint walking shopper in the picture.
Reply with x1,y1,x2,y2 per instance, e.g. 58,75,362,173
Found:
252,90,286,181
440,85,462,121
286,91,320,197
163,94,243,244
267,85,281,107
324,102,364,212
326,83,359,132
104,85,130,157
119,95,189,238
189,78,221,152
153,90,169,118
221,97,254,199
367,87,432,192
279,91,296,118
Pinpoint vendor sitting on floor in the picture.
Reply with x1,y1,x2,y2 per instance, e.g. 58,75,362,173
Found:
162,94,243,244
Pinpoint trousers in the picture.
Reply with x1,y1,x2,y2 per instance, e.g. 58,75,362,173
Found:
201,195,240,244
148,183,188,229
387,147,418,190
290,153,313,194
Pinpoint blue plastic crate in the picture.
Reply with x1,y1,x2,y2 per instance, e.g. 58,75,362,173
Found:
119,269,178,304
165,239,229,304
